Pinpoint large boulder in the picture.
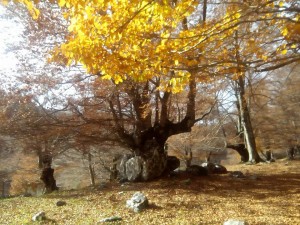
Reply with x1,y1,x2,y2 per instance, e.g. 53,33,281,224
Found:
118,148,168,181
126,156,144,181
186,165,208,176
201,162,227,174
166,156,180,172
126,192,149,213
213,164,228,174
118,154,133,181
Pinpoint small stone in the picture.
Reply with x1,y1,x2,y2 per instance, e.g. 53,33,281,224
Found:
230,171,245,178
99,216,122,223
119,178,128,184
223,219,248,225
126,192,149,213
182,179,191,185
56,200,67,206
23,193,32,197
249,175,258,180
32,211,46,221
99,182,108,190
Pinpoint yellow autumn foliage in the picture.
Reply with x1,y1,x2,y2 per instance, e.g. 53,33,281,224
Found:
1,0,297,89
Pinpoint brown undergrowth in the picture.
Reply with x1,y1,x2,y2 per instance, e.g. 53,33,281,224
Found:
0,160,299,225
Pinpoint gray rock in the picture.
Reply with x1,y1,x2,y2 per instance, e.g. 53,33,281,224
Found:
99,216,122,223
118,146,168,181
126,156,143,181
32,211,46,221
126,192,149,213
201,162,216,173
141,159,151,181
56,200,66,206
201,162,227,174
166,156,180,172
213,164,228,174
99,182,108,190
223,219,248,225
186,165,208,176
118,154,133,180
230,171,245,178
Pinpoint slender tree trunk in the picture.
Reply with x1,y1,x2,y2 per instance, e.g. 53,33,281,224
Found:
235,99,244,139
234,30,260,163
87,152,95,186
37,147,43,169
236,76,260,163
184,146,192,168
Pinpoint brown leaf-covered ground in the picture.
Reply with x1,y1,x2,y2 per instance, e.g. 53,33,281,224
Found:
0,160,299,225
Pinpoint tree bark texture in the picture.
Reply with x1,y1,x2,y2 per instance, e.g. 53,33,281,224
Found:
40,153,58,193
40,167,58,193
234,30,260,163
226,143,249,162
236,76,260,163
88,152,96,186
114,84,197,181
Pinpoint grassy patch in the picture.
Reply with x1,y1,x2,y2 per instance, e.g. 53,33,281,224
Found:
1,160,299,225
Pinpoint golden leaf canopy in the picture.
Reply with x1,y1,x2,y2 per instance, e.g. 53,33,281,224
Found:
1,0,297,90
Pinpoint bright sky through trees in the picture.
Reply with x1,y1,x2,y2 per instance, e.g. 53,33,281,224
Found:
0,5,23,85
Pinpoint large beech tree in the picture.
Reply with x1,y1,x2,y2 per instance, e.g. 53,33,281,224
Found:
1,0,299,179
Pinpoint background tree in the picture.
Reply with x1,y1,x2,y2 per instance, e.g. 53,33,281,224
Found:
1,0,299,184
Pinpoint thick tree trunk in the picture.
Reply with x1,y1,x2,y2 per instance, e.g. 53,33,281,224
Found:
40,167,58,193
226,143,249,162
40,153,58,193
287,147,295,160
119,139,168,181
111,4,212,182
118,115,195,181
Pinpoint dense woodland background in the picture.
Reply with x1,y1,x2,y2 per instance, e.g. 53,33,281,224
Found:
0,0,299,195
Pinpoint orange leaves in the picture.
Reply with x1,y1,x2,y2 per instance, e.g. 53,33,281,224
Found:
282,23,300,42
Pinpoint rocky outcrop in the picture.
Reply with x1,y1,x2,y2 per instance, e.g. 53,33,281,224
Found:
118,150,180,181
186,165,208,176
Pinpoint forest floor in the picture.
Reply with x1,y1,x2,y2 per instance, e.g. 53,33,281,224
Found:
0,159,299,225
